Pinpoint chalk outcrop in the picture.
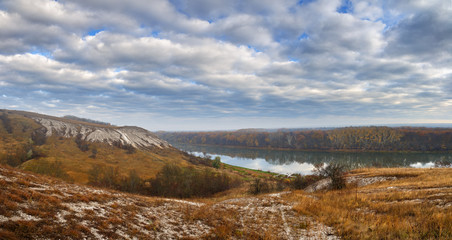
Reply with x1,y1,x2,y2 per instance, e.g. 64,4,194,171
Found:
32,117,170,149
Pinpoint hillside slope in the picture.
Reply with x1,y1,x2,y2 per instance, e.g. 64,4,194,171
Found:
0,165,338,239
5,109,169,149
0,109,199,183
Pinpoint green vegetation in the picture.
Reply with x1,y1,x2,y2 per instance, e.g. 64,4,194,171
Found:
212,156,221,169
158,126,452,151
22,160,72,182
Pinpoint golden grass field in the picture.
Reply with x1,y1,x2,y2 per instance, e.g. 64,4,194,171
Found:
291,168,452,239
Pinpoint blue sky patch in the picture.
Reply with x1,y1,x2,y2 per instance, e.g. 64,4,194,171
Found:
87,29,104,36
30,49,53,59
298,33,309,40
337,0,353,14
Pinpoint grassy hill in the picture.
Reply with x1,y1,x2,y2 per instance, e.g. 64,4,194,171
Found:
0,109,204,184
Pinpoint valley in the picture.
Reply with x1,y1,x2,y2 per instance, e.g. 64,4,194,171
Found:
0,109,451,239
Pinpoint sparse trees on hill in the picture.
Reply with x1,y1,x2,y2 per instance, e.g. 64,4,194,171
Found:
24,160,72,181
112,140,136,154
0,113,13,134
87,163,240,198
148,164,238,198
75,133,89,152
31,128,47,145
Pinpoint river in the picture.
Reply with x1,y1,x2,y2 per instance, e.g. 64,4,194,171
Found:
172,143,452,175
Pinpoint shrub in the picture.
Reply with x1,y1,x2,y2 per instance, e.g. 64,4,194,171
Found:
75,134,89,152
290,174,322,190
314,163,347,190
25,160,72,181
291,174,305,190
88,164,121,189
89,148,97,159
249,178,271,195
212,156,221,169
31,128,47,145
148,164,239,198
0,113,13,134
119,169,143,193
2,143,33,167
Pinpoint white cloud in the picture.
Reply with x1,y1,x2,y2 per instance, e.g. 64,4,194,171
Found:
0,0,451,130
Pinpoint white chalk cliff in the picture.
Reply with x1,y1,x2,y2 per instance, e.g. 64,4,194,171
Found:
32,117,170,149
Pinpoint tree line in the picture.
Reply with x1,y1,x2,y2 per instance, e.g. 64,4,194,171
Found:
87,163,241,198
157,126,452,151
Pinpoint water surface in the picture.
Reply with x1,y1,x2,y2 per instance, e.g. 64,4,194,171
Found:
173,143,452,175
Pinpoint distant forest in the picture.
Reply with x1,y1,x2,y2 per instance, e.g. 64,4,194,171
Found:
63,115,111,126
157,127,452,152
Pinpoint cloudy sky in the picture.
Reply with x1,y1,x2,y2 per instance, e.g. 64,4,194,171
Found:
1,0,451,131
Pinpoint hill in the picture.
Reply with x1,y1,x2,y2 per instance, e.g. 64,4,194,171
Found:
0,164,340,239
0,109,200,183
1,164,450,239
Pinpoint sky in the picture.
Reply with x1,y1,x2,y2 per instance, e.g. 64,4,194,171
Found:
0,0,451,131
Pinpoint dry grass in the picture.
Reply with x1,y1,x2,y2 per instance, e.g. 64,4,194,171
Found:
0,164,338,239
293,168,452,239
21,136,192,183
0,111,202,184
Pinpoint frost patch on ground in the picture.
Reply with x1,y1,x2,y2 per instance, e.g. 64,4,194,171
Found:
306,176,398,193
347,176,397,187
166,198,205,207
3,210,42,222
1,165,339,239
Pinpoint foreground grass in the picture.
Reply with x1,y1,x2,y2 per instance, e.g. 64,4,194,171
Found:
292,168,452,239
0,164,337,239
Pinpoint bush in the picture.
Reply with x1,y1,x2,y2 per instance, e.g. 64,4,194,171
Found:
290,174,322,190
1,143,33,167
31,128,47,145
25,160,72,181
148,164,239,198
314,163,347,190
75,134,89,152
0,113,13,134
119,170,143,193
249,178,271,195
291,174,305,190
89,148,97,159
212,156,221,169
88,164,121,189
111,140,136,154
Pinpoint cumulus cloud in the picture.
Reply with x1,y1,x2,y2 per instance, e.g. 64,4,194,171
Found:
0,0,451,130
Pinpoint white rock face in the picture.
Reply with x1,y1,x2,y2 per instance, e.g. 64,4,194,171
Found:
32,117,170,149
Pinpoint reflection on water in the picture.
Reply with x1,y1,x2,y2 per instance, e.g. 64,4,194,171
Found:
410,162,436,168
174,143,452,175
190,152,316,175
